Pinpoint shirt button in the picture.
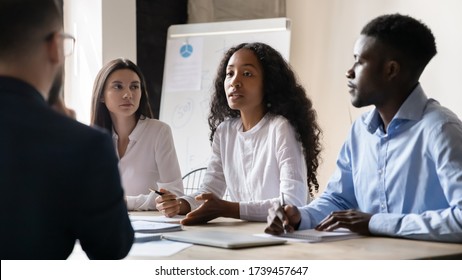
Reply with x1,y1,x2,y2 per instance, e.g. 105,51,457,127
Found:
378,169,382,174
381,203,385,209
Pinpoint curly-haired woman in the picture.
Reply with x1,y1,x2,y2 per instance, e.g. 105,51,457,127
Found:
156,43,321,225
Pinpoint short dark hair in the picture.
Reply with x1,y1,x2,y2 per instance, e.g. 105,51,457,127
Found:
91,58,154,132
361,14,437,73
0,0,62,57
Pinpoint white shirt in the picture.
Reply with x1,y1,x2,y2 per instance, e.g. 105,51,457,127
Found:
113,118,184,211
182,114,309,221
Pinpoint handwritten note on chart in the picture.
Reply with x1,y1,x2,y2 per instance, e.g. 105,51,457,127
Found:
172,98,194,128
164,37,204,92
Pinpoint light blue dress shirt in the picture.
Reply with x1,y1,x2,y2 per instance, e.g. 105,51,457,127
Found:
298,84,462,243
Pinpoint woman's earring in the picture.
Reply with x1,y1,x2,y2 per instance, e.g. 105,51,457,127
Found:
267,102,272,108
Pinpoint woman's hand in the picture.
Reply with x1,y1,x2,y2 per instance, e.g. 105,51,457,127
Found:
180,192,239,225
155,188,189,217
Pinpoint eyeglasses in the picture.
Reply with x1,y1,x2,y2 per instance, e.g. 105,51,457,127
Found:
45,32,76,57
61,33,75,57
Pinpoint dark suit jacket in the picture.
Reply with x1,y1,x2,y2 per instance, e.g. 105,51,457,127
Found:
0,77,134,259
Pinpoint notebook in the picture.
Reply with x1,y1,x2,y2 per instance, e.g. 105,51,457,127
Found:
131,220,182,233
129,215,185,224
162,230,287,249
134,232,162,243
282,229,360,243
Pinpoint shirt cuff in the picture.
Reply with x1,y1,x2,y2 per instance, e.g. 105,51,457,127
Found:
181,195,202,211
369,213,405,236
126,192,156,211
239,202,267,222
297,206,313,230
157,179,184,197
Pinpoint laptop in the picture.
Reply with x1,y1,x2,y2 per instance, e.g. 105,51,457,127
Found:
162,230,286,249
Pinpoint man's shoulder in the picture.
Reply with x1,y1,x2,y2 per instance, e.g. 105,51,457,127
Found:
423,99,461,124
48,115,113,152
59,116,109,139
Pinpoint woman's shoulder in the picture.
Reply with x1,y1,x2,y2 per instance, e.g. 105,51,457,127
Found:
267,114,291,128
269,114,289,123
140,117,172,131
213,118,242,140
217,117,240,129
264,114,297,139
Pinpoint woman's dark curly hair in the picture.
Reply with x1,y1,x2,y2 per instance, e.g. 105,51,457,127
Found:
208,42,322,196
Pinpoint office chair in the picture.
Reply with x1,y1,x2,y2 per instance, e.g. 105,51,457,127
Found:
181,167,231,200
182,167,207,195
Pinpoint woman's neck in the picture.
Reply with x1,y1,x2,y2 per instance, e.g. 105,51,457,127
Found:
111,115,138,158
240,108,266,132
111,114,138,139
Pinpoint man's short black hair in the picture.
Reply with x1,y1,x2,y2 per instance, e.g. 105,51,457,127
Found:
361,14,437,72
0,0,62,57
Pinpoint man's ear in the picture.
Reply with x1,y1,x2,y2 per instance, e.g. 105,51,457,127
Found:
46,32,63,64
385,60,400,81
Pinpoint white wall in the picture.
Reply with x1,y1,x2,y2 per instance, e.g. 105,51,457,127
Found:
63,0,136,124
101,0,137,64
62,0,461,194
287,0,462,195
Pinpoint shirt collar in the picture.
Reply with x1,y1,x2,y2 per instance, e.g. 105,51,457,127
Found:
363,84,428,134
237,112,270,134
112,117,147,141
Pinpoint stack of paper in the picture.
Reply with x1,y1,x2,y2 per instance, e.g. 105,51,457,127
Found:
282,229,360,243
129,215,184,223
134,232,162,243
131,220,182,233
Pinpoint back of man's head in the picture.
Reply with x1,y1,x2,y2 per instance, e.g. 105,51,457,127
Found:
0,0,62,61
361,14,437,74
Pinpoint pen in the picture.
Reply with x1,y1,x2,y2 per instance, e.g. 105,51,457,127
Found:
280,192,288,234
149,188,165,195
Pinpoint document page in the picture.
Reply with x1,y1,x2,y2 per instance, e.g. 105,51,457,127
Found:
256,229,362,243
131,220,182,233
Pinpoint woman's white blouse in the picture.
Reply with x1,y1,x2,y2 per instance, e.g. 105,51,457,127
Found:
114,118,184,211
182,114,309,221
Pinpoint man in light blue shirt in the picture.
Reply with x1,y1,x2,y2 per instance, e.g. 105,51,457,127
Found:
265,14,462,243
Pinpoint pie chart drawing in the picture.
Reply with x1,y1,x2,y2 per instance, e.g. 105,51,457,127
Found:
180,44,193,58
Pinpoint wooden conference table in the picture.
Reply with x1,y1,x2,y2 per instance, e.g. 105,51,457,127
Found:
122,212,462,260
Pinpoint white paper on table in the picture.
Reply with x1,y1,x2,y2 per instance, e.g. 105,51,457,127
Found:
68,239,192,259
131,220,182,233
129,215,185,223
129,240,192,257
255,229,362,243
254,233,313,243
